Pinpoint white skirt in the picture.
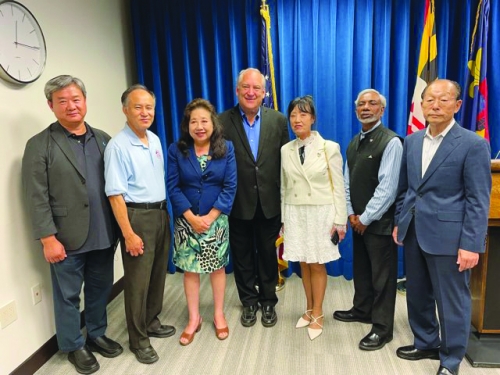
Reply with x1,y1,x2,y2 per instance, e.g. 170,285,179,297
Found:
282,203,340,264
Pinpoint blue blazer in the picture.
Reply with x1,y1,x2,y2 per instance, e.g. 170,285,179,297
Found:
394,122,491,255
167,140,237,218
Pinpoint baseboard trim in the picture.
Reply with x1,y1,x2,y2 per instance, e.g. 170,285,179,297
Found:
10,277,124,375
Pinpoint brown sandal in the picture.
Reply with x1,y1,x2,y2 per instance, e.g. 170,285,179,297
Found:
179,318,202,346
213,321,229,340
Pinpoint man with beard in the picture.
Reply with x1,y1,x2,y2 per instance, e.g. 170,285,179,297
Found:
334,89,402,351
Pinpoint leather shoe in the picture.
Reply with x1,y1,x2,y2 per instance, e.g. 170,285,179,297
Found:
261,305,278,327
130,345,159,364
437,365,458,375
359,332,393,351
333,309,371,323
241,305,258,327
147,324,176,338
68,346,99,374
396,345,440,361
86,335,123,358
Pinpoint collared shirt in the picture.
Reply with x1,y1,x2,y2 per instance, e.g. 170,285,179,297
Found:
239,106,261,160
422,120,455,177
63,124,114,253
344,121,403,226
104,124,166,203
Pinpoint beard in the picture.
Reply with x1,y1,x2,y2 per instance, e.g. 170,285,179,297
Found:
356,112,381,124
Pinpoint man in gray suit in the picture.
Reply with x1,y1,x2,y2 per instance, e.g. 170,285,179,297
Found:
393,79,491,375
219,68,289,328
22,75,122,375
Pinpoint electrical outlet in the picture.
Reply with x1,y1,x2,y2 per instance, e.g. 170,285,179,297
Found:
0,301,18,329
32,284,42,305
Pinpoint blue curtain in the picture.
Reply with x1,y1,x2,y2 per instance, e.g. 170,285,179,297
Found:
130,0,500,278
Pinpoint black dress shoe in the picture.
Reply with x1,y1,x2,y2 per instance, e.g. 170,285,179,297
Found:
261,305,278,327
68,346,99,374
333,309,371,323
130,345,159,364
86,335,123,358
437,365,458,375
241,305,258,327
359,332,393,351
147,324,176,338
396,345,440,361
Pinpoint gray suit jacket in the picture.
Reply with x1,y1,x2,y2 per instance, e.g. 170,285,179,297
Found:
394,122,491,255
22,122,115,250
219,105,289,220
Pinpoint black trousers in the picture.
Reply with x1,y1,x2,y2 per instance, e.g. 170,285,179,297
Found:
229,203,281,307
352,231,397,336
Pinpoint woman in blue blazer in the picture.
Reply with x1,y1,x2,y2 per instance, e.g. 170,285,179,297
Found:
167,99,237,346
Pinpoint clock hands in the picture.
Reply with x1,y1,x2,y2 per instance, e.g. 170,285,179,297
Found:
14,21,40,51
13,42,40,50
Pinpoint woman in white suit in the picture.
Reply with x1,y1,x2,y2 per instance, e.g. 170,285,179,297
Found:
281,96,347,340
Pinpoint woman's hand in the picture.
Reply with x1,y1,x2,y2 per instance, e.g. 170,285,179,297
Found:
188,215,210,234
331,224,347,242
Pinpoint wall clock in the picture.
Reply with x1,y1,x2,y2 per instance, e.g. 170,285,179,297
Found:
0,1,47,84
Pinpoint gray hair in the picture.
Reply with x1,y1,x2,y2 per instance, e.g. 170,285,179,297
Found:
237,68,266,88
44,75,86,101
121,84,156,106
354,89,387,108
421,79,462,100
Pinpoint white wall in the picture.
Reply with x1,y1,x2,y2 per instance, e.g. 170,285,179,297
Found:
0,1,135,373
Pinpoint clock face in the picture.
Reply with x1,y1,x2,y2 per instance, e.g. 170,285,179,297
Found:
0,1,47,84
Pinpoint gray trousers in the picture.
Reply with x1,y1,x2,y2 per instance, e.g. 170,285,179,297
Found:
121,207,170,349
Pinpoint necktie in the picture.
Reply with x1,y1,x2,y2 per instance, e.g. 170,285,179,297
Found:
299,146,305,165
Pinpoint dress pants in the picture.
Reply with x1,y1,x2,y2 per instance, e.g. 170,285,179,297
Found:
121,207,170,349
50,247,114,352
405,220,471,373
352,231,397,336
229,202,281,307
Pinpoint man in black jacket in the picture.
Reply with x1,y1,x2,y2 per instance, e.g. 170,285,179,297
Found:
22,75,122,374
219,68,289,328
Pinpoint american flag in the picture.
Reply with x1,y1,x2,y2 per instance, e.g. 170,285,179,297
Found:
260,2,278,110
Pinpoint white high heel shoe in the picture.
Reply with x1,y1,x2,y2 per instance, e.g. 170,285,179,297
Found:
307,314,324,340
295,310,313,328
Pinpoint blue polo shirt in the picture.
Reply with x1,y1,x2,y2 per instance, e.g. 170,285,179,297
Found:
104,124,166,203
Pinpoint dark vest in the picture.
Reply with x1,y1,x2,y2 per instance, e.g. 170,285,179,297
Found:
346,124,400,235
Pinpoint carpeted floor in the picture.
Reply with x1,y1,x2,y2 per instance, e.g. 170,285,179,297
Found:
35,273,500,375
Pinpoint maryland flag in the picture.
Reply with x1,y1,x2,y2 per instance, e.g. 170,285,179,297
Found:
407,0,437,135
460,0,490,140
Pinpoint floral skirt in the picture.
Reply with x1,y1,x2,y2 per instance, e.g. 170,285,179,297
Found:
173,214,230,273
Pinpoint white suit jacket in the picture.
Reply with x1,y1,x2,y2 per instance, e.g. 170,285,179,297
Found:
280,131,347,225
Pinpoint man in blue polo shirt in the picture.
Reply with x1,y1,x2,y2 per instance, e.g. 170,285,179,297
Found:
104,84,175,365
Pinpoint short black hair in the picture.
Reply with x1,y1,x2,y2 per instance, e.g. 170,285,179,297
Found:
287,95,316,119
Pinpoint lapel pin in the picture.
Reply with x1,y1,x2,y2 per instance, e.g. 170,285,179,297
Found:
368,155,373,159
369,138,373,142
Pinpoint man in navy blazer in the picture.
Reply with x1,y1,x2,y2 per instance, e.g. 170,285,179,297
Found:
393,79,491,375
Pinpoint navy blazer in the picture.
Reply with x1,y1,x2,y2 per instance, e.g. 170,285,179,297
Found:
394,122,491,255
167,140,237,218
